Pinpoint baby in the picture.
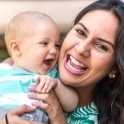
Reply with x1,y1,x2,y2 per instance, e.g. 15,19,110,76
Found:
0,11,78,123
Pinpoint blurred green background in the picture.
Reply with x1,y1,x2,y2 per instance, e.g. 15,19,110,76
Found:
0,35,9,62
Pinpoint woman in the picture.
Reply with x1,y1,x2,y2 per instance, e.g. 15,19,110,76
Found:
1,0,124,123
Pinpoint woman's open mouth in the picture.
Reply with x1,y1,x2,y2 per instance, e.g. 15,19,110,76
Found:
64,55,87,75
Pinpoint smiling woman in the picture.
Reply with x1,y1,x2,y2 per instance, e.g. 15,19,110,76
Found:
59,10,117,91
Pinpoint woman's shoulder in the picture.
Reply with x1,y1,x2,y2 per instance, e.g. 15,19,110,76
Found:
66,102,98,124
68,102,98,115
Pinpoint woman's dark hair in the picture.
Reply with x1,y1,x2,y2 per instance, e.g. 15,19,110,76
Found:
74,0,124,123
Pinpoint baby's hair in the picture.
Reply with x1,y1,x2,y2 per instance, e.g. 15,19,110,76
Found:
4,11,55,55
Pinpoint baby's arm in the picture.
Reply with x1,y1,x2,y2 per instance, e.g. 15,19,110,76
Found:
54,79,78,112
34,75,78,112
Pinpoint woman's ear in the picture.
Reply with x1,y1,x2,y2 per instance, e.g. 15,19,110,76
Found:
9,40,21,56
108,65,118,78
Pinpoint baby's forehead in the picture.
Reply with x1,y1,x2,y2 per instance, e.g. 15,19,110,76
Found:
15,13,56,30
10,12,59,38
16,12,52,23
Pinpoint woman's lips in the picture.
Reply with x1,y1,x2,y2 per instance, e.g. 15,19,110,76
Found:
64,55,87,75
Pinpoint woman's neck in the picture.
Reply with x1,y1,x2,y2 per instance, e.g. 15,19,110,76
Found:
75,87,94,107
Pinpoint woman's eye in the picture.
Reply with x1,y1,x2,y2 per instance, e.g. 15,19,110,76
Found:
76,29,87,37
95,43,108,52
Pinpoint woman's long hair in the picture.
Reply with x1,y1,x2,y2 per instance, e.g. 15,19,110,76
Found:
74,0,124,123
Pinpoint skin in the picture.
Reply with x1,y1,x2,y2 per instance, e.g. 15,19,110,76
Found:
58,10,119,106
0,10,119,124
10,17,60,74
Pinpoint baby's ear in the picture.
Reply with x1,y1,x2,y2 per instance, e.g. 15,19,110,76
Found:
108,64,118,78
9,40,21,56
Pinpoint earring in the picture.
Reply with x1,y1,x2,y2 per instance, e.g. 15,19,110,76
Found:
112,74,116,78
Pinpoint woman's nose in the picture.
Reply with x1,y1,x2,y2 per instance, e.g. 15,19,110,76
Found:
75,41,91,57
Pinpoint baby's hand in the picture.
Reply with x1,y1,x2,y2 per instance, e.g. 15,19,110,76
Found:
34,75,58,93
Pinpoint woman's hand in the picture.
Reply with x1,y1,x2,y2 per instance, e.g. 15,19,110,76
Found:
28,85,67,124
3,105,42,124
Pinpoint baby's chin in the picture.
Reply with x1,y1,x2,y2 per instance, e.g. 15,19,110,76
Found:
37,69,50,75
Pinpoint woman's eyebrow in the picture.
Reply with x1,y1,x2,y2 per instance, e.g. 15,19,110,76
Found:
98,38,114,49
77,22,114,49
77,22,89,33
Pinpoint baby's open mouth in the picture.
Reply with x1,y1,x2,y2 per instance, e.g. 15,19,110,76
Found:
43,59,54,65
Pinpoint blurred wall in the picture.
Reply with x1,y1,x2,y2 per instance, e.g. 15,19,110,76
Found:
0,0,96,61
0,0,96,34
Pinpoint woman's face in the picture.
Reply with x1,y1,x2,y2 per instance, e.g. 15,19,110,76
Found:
59,10,119,90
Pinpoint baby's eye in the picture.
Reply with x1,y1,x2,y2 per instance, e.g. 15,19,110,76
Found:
55,44,60,50
76,29,87,38
95,43,108,52
40,42,48,46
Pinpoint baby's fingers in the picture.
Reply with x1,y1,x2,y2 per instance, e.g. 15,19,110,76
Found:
41,80,51,93
45,81,55,93
37,78,47,92
34,75,41,84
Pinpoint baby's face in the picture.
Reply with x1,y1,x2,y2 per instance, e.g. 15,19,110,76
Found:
18,20,60,74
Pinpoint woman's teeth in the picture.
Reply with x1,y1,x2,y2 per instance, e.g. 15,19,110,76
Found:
67,56,87,72
70,56,83,67
67,60,83,72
